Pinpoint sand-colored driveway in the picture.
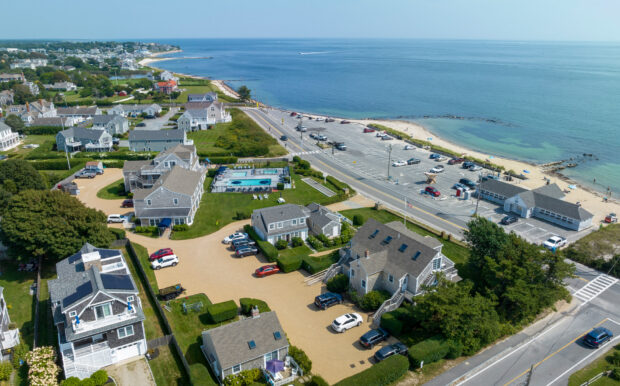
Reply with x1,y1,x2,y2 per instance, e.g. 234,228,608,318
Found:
75,175,383,383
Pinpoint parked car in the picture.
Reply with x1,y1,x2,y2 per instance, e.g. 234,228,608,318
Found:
469,165,482,171
381,135,393,141
280,135,288,141
452,183,468,191
158,284,185,300
543,235,568,250
151,255,179,270
459,178,477,189
231,239,256,250
315,117,324,122
462,161,475,169
583,327,613,348
430,165,445,173
255,264,280,277
236,246,259,257
121,199,133,208
374,343,408,362
363,127,375,133
404,144,415,150
425,186,440,197
435,156,448,162
149,248,174,261
448,158,465,165
296,125,307,132
325,118,335,123
340,120,350,124
482,174,500,182
376,132,387,138
331,313,363,333
392,160,407,167
407,158,421,165
136,122,146,127
314,292,343,310
317,134,327,141
223,232,249,244
359,328,389,349
501,215,518,225
75,170,96,179
335,143,347,151
290,112,297,116
107,214,125,223
429,153,441,159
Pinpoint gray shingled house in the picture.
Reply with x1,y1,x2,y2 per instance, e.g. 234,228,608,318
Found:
133,165,206,226
56,127,113,152
128,129,192,152
304,203,342,238
48,244,147,379
92,115,129,135
251,204,310,245
201,311,301,384
123,144,201,192
108,104,162,118
479,180,593,231
0,287,20,361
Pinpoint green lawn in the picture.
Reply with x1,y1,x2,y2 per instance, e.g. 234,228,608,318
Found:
174,85,219,103
1,135,56,159
130,243,159,292
568,344,620,386
97,178,128,200
278,244,313,259
339,208,470,266
0,262,37,348
149,343,188,386
172,173,347,240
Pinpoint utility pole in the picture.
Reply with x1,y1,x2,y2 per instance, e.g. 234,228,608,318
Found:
386,144,393,180
403,197,407,225
61,119,71,170
473,172,482,216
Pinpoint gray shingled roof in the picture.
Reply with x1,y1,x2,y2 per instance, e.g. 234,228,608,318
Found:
31,117,71,127
183,108,209,120
93,114,125,125
305,203,339,230
122,160,151,173
348,219,441,279
133,166,203,199
202,311,287,370
532,183,565,199
129,129,185,141
252,204,308,236
57,106,99,116
58,127,107,141
479,179,527,198
0,121,12,133
517,191,593,220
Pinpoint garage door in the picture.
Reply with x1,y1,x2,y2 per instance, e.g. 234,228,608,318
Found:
113,343,141,362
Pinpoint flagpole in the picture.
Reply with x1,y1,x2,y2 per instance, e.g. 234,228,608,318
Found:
404,197,407,226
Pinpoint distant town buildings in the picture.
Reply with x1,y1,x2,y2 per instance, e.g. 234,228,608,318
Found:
9,58,48,69
43,82,77,91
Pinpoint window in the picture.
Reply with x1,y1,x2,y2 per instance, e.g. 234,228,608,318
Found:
265,350,278,362
269,223,275,230
351,269,355,277
369,229,379,239
232,364,241,374
94,303,112,320
299,218,305,224
173,198,178,205
412,251,421,260
117,325,134,338
277,222,283,229
248,340,256,349
398,244,408,252
361,280,366,288
69,311,77,318
383,236,393,244
127,296,134,302
388,274,394,283
146,199,151,206
273,331,282,340
433,258,441,270
292,219,297,225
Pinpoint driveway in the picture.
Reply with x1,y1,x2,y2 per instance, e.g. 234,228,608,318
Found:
75,176,387,384
105,357,155,386
138,107,179,131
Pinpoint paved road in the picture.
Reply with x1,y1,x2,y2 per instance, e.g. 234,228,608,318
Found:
243,108,591,244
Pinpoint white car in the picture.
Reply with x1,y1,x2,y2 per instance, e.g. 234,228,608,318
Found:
469,165,482,171
107,214,125,223
429,165,445,173
223,232,249,244
543,236,568,250
404,145,415,150
331,313,363,333
150,255,179,270
317,134,327,141
376,132,387,137
315,117,324,122
392,160,407,167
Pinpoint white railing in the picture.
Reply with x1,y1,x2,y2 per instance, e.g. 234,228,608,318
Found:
73,341,110,357
72,309,137,333
322,263,342,283
1,329,19,349
262,355,303,386
372,291,405,326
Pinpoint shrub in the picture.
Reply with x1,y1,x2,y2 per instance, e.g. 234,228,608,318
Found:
80,379,95,386
0,362,12,381
316,234,329,246
610,351,620,366
239,298,271,315
90,370,108,386
277,182,285,190
353,214,365,226
173,224,189,232
207,300,238,323
275,239,288,250
297,159,311,169
289,345,312,373
380,312,403,336
301,255,335,274
109,227,126,240
244,224,279,260
223,368,261,385
306,235,323,250
60,377,81,386
326,273,349,293
334,354,408,386
611,367,620,381
307,375,329,386
408,336,451,368
207,169,218,177
446,340,464,359
291,236,303,247
11,343,28,368
359,290,391,312
276,254,303,273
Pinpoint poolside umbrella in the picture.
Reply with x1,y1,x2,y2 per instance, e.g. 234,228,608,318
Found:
523,169,530,174
266,359,284,374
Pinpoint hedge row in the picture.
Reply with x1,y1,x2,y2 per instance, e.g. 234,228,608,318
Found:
239,298,271,315
30,159,88,171
407,335,450,368
206,300,238,323
79,151,157,161
334,354,409,386
276,254,303,273
244,225,279,261
19,126,64,135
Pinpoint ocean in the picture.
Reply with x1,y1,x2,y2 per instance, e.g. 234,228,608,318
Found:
152,39,620,194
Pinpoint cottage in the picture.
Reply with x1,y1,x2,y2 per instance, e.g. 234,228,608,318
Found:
201,311,301,384
0,287,20,361
479,180,593,231
0,90,14,106
304,203,342,238
108,104,162,118
0,122,21,151
123,144,201,192
49,244,147,379
187,92,218,103
85,161,104,174
30,117,77,127
57,106,102,121
154,80,177,95
44,82,77,91
177,102,231,131
133,166,206,226
7,100,57,123
0,73,25,83
159,71,177,82
128,129,192,152
92,115,129,135
56,127,113,152
251,204,310,245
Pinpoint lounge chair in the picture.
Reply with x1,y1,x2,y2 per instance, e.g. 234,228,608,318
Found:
253,194,258,200
264,194,269,199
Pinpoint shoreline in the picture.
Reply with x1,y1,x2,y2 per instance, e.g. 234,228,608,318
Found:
139,54,619,223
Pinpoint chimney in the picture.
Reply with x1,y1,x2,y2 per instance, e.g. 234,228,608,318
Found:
365,250,370,259
26,101,30,112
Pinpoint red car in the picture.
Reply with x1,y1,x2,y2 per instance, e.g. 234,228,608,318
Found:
255,264,280,277
425,186,440,197
149,248,174,261
290,112,297,116
448,158,465,165
121,199,133,208
363,127,375,133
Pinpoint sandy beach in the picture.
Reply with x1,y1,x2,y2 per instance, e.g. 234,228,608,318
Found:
138,49,182,67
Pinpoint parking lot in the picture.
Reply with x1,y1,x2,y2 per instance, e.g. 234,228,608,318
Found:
259,109,592,245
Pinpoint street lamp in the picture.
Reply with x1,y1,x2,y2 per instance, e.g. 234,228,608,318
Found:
386,144,393,180
473,172,483,216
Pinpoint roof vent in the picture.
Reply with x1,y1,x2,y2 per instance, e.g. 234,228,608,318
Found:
412,251,421,260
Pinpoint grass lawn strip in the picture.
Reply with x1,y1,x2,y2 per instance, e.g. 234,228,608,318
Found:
568,344,620,386
96,178,127,200
0,262,36,348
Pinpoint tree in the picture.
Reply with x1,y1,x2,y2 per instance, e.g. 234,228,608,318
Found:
0,159,47,191
11,83,35,104
3,114,24,131
0,190,115,261
237,85,251,101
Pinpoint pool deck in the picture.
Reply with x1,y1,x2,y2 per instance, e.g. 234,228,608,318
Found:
211,166,291,193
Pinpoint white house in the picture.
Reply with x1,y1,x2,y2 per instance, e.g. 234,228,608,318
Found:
177,102,231,131
0,121,21,151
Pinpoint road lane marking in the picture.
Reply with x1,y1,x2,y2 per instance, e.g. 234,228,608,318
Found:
572,274,618,304
502,318,609,386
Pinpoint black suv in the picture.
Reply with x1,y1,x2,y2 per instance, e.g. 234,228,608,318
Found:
231,239,255,250
462,161,475,169
459,178,477,189
359,328,389,349
374,343,408,362
501,215,518,225
314,292,343,310
407,158,421,165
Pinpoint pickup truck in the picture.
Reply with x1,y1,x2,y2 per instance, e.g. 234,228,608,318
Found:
335,142,347,150
159,284,186,300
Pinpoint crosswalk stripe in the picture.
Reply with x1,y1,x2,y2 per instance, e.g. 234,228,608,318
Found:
572,274,618,305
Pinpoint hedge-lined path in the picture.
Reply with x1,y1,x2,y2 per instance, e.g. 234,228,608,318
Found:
75,176,393,384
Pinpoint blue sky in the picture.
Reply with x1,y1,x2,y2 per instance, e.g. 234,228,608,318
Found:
2,0,619,41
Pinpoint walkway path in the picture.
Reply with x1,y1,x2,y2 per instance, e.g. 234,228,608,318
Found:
301,177,336,197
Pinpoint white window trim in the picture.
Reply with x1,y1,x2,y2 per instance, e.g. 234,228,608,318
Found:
232,364,242,374
94,302,112,320
69,310,77,317
117,325,134,339
269,223,275,230
127,296,134,302
277,222,283,229
173,198,178,205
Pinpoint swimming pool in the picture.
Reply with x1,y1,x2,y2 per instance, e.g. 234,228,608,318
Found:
231,171,247,177
228,179,272,186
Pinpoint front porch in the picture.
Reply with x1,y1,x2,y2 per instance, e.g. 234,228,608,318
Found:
261,355,303,386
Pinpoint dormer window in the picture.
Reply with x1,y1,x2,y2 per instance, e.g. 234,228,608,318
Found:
69,310,77,318
173,198,178,205
300,218,305,224
146,199,151,206
292,219,297,225
269,223,275,230
94,303,112,320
